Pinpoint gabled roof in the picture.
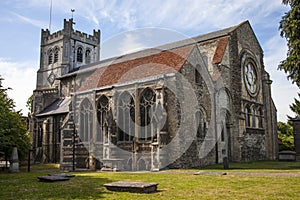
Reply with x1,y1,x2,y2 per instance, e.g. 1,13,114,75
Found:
78,44,195,91
60,21,249,81
36,97,71,117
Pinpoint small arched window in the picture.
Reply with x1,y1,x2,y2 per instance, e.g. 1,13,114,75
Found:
258,108,263,128
48,49,53,65
77,47,83,62
245,105,251,127
252,107,256,128
54,48,59,63
195,68,201,85
195,111,206,139
85,49,91,64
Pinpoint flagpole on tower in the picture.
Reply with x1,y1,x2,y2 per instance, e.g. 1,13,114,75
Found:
49,0,53,31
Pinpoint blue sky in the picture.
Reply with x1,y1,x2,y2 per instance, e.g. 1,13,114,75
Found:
0,0,298,122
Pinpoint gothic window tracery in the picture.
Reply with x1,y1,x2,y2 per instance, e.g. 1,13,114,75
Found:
79,98,93,142
195,111,207,139
77,47,83,62
252,107,256,128
140,88,156,141
54,47,59,63
48,49,53,65
245,105,251,127
258,108,263,128
97,95,110,143
243,58,259,96
118,92,135,142
85,49,91,64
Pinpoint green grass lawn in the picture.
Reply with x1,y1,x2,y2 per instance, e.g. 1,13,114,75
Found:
0,161,299,200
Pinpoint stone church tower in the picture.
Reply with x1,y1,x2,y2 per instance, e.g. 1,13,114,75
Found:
30,19,278,170
30,19,100,163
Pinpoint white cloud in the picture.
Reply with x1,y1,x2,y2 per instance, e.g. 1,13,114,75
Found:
0,58,37,115
11,12,47,28
117,33,146,55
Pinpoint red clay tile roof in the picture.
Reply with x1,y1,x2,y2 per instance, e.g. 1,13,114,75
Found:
78,45,194,91
212,37,229,64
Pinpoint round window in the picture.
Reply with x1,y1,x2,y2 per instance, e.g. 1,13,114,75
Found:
244,60,258,96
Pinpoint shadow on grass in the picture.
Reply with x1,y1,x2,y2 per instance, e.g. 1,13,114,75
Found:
202,160,300,171
0,169,112,199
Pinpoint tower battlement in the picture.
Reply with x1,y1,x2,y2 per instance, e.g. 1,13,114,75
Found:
41,18,100,45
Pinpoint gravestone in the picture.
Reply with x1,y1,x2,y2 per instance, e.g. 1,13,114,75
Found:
38,173,75,182
104,181,158,193
194,171,227,176
290,117,300,161
278,150,296,161
9,147,19,173
38,176,70,182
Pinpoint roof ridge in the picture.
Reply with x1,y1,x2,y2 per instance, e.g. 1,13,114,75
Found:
59,21,248,79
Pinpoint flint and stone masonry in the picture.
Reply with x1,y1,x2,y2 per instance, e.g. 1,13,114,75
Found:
29,19,278,171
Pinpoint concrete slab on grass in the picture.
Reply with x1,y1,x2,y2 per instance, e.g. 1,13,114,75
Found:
104,181,158,193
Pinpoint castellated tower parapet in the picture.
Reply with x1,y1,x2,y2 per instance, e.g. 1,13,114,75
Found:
41,19,100,46
37,18,101,91
34,18,101,114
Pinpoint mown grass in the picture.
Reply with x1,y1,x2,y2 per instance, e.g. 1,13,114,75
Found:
0,161,299,200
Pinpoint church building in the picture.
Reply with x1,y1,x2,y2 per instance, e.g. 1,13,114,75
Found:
29,19,278,171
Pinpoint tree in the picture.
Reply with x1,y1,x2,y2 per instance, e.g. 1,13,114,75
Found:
0,75,30,164
290,93,300,116
26,94,33,114
279,0,300,86
277,121,294,151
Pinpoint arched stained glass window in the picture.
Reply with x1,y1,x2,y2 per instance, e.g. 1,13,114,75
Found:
118,92,135,142
140,88,156,141
79,98,93,142
97,95,110,143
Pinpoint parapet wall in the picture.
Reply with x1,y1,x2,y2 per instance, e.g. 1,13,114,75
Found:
41,18,100,45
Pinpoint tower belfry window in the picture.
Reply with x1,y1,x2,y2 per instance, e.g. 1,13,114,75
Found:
85,49,91,64
54,48,59,63
48,50,53,65
77,47,83,62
